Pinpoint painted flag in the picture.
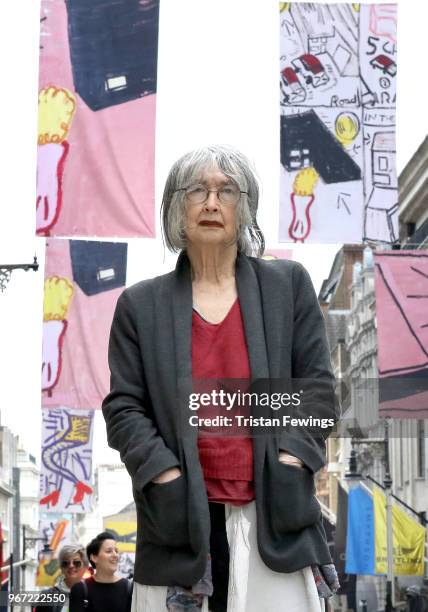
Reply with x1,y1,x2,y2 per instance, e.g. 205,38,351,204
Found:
345,485,375,575
279,4,397,244
39,408,94,513
35,555,62,588
35,517,72,587
373,487,425,576
374,252,428,418
38,515,73,556
103,520,137,554
42,238,127,410
104,504,137,578
37,0,158,237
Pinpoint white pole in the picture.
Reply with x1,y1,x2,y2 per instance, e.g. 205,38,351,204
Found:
384,420,394,612
385,484,395,608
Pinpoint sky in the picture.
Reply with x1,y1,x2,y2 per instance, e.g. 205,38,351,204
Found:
0,0,426,469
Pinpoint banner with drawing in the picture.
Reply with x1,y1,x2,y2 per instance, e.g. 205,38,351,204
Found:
104,510,137,578
36,517,73,586
374,252,428,418
42,238,127,410
39,408,94,513
37,0,159,237
279,3,397,244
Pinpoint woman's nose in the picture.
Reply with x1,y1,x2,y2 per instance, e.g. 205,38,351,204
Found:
204,191,220,211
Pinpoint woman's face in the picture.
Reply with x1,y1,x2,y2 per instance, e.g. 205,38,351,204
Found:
184,164,239,250
61,553,85,587
91,539,119,574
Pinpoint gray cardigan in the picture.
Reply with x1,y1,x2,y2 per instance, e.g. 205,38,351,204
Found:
102,251,338,586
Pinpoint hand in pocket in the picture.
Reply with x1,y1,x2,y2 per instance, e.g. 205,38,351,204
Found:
278,451,304,468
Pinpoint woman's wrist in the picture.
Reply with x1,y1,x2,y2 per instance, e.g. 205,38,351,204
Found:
151,467,181,484
278,451,304,467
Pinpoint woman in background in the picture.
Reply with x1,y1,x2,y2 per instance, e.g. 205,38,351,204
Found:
69,532,132,612
34,544,88,612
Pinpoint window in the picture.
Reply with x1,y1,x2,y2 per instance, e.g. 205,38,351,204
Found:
378,155,389,171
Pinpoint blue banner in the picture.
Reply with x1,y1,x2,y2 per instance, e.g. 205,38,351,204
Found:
345,486,375,575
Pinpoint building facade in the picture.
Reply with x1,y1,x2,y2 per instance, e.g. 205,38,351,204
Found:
318,244,365,512
399,135,428,249
17,447,40,591
0,417,17,565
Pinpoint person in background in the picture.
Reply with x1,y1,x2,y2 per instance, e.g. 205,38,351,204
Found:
69,531,132,612
33,544,88,612
406,585,428,612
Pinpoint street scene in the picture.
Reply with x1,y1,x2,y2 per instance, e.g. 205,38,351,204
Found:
0,1,427,611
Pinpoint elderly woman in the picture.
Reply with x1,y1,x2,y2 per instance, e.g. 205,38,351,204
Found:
34,544,88,612
102,145,339,612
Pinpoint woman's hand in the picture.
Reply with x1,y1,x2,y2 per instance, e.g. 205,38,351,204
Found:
278,451,304,468
151,467,182,484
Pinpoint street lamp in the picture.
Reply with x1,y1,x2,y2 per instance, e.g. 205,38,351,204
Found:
345,419,395,612
345,446,362,482
22,525,52,562
0,256,39,292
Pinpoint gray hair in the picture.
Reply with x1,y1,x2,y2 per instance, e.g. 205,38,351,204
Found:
58,544,89,567
161,145,265,257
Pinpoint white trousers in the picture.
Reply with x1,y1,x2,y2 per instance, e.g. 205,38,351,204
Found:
132,501,324,612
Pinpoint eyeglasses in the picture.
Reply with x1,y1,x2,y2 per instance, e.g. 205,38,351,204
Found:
175,183,247,206
61,559,83,569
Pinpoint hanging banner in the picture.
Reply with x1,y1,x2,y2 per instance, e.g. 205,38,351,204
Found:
345,485,375,575
346,485,426,577
104,503,137,578
37,0,159,237
39,516,73,553
334,484,357,601
373,487,425,576
35,518,72,587
374,252,428,417
39,408,94,513
103,519,137,554
42,238,127,410
279,3,397,244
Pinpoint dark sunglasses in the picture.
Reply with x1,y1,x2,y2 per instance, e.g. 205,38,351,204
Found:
61,559,82,569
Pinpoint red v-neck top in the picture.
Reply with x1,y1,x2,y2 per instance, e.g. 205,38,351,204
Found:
191,299,255,505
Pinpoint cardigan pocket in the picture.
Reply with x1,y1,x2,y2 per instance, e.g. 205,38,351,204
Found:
134,476,189,547
268,461,321,534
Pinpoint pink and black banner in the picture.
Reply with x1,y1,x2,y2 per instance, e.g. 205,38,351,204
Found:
42,238,127,410
40,237,127,512
374,252,428,418
37,0,158,237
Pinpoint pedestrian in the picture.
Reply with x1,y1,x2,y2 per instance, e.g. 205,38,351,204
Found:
69,532,132,612
102,145,340,611
406,585,428,612
33,544,88,612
